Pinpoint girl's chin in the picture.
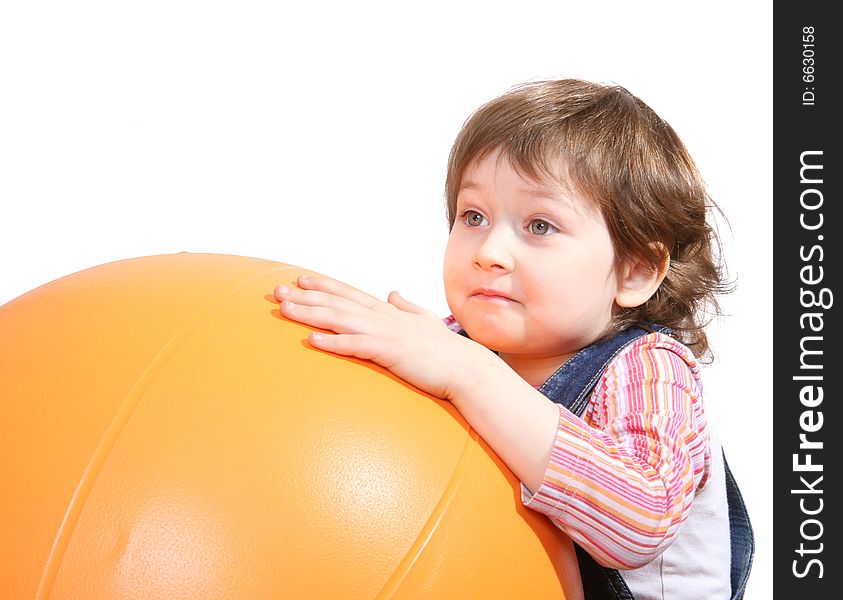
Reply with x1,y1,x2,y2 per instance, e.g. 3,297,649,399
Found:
461,324,523,353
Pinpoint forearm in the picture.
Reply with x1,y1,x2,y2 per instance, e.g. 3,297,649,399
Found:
446,351,560,494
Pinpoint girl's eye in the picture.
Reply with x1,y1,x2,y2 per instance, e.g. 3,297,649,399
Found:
528,219,556,235
462,210,488,227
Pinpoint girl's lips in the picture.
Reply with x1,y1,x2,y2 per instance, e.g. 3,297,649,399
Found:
470,289,516,302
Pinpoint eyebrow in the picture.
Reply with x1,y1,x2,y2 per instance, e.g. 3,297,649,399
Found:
459,179,573,208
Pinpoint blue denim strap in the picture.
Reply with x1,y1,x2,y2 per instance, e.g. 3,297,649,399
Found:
723,451,754,600
538,324,670,416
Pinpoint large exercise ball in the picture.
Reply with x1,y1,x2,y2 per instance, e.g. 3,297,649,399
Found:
0,253,582,599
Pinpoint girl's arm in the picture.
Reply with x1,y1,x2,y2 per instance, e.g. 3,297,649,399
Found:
274,274,559,493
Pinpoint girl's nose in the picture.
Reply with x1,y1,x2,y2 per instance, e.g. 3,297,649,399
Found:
473,228,514,272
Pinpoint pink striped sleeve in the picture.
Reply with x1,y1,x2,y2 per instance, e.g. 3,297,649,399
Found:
521,333,711,569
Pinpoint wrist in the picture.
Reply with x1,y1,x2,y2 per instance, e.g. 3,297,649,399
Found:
444,342,508,402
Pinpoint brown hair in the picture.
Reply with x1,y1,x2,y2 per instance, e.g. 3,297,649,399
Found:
445,79,731,361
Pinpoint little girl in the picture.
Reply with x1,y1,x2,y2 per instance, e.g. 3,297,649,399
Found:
275,79,752,599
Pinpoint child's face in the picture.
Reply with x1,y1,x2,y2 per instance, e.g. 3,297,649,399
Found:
443,151,621,369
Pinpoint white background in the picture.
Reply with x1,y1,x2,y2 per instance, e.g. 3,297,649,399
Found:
1,1,771,597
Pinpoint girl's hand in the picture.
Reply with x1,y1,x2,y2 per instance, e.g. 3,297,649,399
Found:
274,274,492,401
276,274,561,494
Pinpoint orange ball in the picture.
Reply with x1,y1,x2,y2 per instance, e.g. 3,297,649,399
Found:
0,253,582,600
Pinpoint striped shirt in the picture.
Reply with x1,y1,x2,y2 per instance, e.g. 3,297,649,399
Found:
444,317,712,571
521,332,711,570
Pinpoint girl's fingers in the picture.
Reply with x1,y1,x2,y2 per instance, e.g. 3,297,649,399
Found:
307,332,379,361
387,291,425,315
279,300,371,335
295,274,382,308
275,284,370,317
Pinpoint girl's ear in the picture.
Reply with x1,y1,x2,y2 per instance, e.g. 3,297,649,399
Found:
615,243,670,308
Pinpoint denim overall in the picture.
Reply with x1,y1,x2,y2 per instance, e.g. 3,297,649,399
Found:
536,325,755,600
